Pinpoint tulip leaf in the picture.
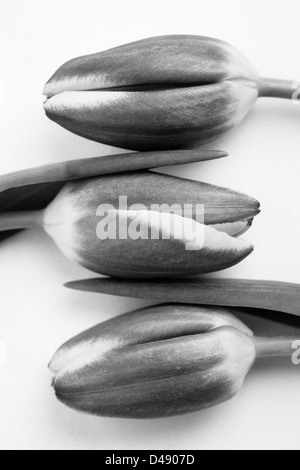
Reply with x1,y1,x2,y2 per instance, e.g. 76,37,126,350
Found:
0,150,227,193
0,182,65,242
65,277,300,317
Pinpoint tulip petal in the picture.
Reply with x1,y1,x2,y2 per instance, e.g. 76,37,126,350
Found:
210,219,253,237
44,82,257,150
44,35,257,97
49,304,252,375
46,171,260,227
53,331,252,418
44,208,253,279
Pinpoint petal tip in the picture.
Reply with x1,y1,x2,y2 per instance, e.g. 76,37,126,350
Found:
243,240,254,257
43,82,53,98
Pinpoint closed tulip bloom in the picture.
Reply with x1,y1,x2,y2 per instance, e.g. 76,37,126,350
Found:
0,172,259,278
49,305,299,419
44,35,297,151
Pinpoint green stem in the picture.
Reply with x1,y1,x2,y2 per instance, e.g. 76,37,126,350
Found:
254,336,300,358
0,211,44,232
258,77,300,100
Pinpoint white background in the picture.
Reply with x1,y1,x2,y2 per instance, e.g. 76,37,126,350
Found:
1,0,300,450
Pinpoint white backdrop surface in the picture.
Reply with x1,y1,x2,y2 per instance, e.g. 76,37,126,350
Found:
1,0,300,450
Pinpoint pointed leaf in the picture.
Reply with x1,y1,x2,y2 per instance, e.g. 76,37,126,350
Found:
0,150,226,193
65,278,300,316
0,182,65,242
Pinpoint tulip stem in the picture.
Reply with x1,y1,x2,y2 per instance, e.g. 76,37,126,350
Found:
254,336,300,358
258,77,300,100
0,211,44,232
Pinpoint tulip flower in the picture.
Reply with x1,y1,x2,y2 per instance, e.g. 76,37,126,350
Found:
49,304,299,419
44,35,299,151
0,169,259,278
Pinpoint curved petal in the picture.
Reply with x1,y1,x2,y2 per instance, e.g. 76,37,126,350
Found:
44,82,258,150
44,209,254,279
51,171,260,226
44,35,258,96
50,304,253,376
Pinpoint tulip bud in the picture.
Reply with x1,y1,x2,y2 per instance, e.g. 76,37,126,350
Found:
43,35,296,151
44,36,258,150
42,173,256,278
0,172,259,278
49,304,256,418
